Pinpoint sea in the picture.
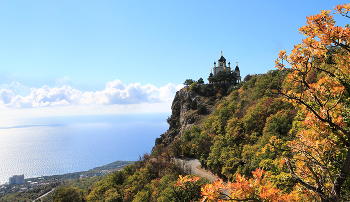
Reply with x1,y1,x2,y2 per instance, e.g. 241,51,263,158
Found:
0,113,169,185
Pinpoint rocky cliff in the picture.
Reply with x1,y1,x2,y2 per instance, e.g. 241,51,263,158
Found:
157,84,231,145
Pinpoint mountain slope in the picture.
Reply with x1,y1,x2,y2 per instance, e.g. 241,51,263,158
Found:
54,70,298,201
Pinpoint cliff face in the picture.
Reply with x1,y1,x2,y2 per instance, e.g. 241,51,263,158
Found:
160,87,215,145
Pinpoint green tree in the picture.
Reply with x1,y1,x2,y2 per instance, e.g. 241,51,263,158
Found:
197,78,204,85
190,82,198,92
183,79,194,87
197,105,207,115
208,73,214,83
208,71,237,84
215,70,226,83
54,187,82,202
227,70,237,84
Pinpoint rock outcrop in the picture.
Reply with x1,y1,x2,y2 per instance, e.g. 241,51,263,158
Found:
159,86,214,145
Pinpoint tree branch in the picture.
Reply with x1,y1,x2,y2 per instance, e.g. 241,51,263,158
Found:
280,91,349,139
331,147,350,200
285,158,330,201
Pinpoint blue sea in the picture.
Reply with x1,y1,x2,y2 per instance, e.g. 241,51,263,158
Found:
0,113,169,184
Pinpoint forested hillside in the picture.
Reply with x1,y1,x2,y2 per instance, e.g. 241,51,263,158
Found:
173,70,295,182
51,4,350,201
53,70,295,202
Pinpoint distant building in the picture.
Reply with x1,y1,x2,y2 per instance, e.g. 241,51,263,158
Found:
210,51,241,84
30,182,38,188
93,170,110,177
93,173,101,177
20,187,28,192
9,175,24,185
80,174,88,179
100,170,109,175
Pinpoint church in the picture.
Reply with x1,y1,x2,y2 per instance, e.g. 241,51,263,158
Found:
209,51,241,84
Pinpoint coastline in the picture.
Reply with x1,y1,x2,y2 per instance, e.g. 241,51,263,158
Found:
1,160,134,186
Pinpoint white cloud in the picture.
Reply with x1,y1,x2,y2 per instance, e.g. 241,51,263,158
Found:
159,83,183,102
0,89,14,104
0,81,29,92
0,79,183,110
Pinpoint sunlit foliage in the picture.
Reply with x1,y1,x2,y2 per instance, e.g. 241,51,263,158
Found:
275,3,350,201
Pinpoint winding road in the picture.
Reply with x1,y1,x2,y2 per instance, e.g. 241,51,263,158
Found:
175,158,219,182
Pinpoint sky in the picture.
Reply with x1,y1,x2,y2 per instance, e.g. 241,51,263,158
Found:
0,0,348,118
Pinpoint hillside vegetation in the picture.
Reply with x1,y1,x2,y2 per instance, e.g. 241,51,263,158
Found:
173,70,295,183
55,4,350,201
50,70,296,201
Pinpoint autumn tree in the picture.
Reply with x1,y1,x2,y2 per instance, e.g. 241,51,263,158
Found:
275,3,350,201
173,175,209,201
180,4,350,202
200,168,309,202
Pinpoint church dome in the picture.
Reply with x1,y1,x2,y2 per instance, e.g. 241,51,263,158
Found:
218,56,226,62
235,65,240,71
218,50,226,62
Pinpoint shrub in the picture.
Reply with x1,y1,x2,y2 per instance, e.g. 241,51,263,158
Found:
190,100,197,110
190,82,198,92
197,105,207,115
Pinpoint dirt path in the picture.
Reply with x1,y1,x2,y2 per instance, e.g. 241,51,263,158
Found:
175,158,219,182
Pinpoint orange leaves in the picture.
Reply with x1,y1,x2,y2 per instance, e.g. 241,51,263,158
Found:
275,50,287,70
174,175,200,189
197,168,305,201
229,169,283,201
228,173,255,199
297,5,350,50
300,9,335,42
200,179,226,202
274,4,350,200
258,183,281,201
252,168,265,179
334,3,350,17
276,3,349,133
173,174,209,201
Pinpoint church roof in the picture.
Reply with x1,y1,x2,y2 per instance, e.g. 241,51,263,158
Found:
218,50,226,62
235,65,240,71
218,56,226,62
